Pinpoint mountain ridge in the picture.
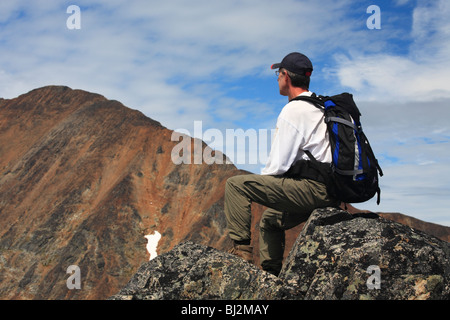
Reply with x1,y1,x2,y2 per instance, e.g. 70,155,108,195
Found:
0,86,238,299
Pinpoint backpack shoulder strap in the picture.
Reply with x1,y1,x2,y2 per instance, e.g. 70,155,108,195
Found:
289,93,325,110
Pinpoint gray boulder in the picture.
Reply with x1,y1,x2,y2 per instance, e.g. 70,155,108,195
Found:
110,240,299,300
281,207,450,300
111,207,450,300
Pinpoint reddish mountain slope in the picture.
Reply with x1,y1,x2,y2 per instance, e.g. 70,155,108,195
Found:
0,86,242,299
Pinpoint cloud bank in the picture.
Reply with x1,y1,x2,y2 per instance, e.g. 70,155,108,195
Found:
0,0,449,225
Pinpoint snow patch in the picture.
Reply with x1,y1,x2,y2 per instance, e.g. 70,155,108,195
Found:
144,231,161,261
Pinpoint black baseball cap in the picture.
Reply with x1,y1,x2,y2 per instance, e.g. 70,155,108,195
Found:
271,52,313,77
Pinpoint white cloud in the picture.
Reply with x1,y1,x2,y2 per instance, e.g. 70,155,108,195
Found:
0,0,354,132
335,0,450,102
1,0,449,226
362,163,450,227
352,99,450,227
335,53,450,102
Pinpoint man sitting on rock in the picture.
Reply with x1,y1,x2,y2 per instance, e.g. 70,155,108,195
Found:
224,52,340,276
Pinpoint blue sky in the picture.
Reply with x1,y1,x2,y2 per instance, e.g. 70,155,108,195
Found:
0,0,449,226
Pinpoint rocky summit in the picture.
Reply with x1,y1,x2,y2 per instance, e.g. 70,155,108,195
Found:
111,207,450,300
281,208,450,300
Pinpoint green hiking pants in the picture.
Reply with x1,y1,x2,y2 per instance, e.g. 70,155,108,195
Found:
224,174,339,275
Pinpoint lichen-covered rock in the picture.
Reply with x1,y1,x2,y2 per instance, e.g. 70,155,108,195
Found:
111,207,450,300
110,241,300,300
280,208,450,300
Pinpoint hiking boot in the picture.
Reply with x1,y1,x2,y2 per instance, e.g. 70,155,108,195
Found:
228,244,253,263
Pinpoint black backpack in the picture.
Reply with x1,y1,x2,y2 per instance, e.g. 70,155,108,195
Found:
287,93,383,205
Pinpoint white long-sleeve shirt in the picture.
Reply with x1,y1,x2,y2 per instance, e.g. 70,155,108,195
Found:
261,91,332,176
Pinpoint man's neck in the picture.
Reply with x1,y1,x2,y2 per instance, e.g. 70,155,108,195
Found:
287,88,308,101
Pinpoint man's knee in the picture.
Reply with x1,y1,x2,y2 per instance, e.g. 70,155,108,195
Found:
226,175,245,191
226,175,256,197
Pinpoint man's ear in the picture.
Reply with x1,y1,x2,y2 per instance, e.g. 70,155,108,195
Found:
284,72,291,86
